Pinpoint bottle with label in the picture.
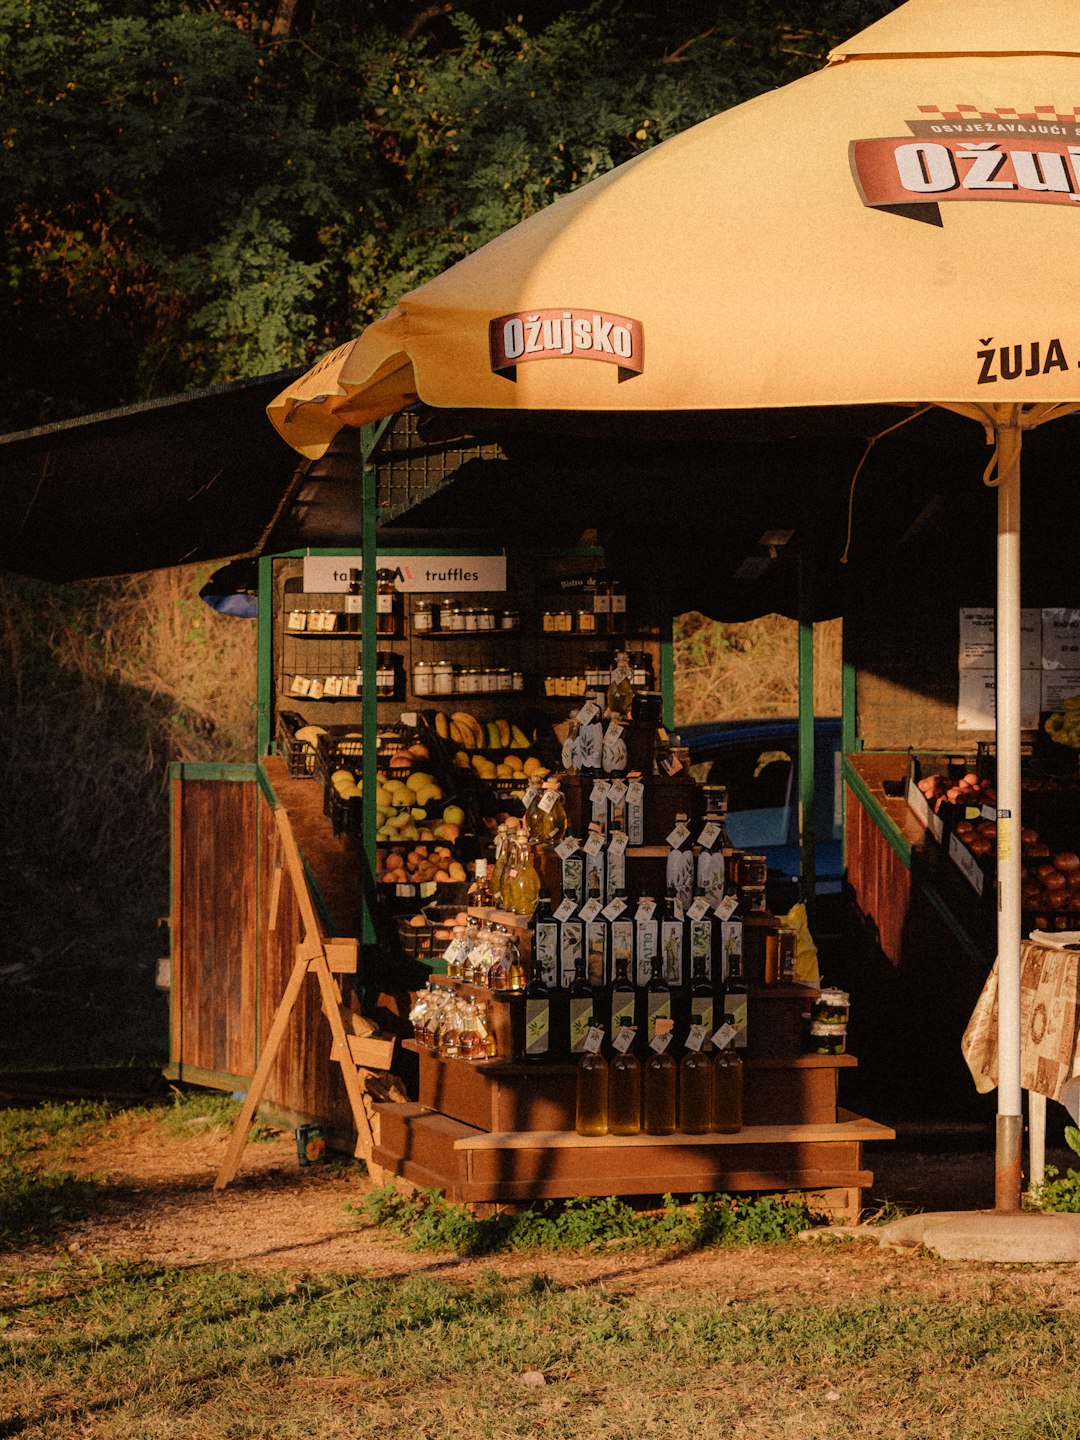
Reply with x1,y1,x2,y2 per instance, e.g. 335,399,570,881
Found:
532,891,561,989
561,709,582,773
568,948,595,1057
577,695,606,776
608,899,634,993
660,886,687,988
605,819,628,902
608,1027,641,1136
558,898,585,991
503,831,541,917
696,810,727,906
559,840,585,910
522,963,551,1063
686,878,722,991
723,941,749,1052
344,568,362,632
585,885,608,990
469,857,493,912
679,1023,713,1134
503,932,527,992
608,944,637,1046
575,1029,609,1137
665,814,695,913
375,566,402,637
687,941,716,1052
643,1020,677,1135
601,716,629,776
532,778,568,844
712,1016,744,1133
625,772,645,847
583,820,607,901
489,822,511,906
642,914,672,1050
634,896,659,989
606,651,635,719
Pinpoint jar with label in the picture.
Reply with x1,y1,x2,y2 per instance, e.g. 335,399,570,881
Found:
500,609,521,631
512,669,525,692
477,606,496,631
576,608,597,633
808,1022,846,1056
542,610,558,633
287,609,308,632
555,608,573,633
496,667,512,693
739,854,768,887
464,606,479,632
737,884,767,916
374,654,395,698
447,604,466,633
413,600,435,633
413,660,434,697
433,660,457,695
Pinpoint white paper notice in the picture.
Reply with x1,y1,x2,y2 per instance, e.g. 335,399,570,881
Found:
958,669,1041,731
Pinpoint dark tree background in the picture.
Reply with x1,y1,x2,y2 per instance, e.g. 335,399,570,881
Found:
0,0,895,432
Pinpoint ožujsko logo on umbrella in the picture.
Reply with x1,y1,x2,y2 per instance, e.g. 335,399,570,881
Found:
489,309,644,381
851,105,1080,220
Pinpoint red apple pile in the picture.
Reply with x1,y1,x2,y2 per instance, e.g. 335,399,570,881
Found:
917,769,997,814
1020,826,1080,925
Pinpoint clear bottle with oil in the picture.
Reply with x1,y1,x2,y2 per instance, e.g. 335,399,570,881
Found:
608,1027,641,1136
643,1021,677,1135
712,1015,743,1134
678,1021,713,1134
575,1026,609,1137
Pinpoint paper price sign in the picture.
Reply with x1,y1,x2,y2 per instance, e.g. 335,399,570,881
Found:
712,1022,737,1050
602,897,628,921
538,789,559,813
583,1026,605,1054
555,898,578,922
556,837,580,859
687,897,711,921
666,823,691,848
685,1024,707,1053
577,701,600,726
579,898,603,922
649,1028,673,1054
607,832,629,858
635,899,657,921
715,895,739,921
590,780,609,803
698,822,720,848
584,830,606,856
627,780,645,804
612,1026,637,1054
606,779,628,805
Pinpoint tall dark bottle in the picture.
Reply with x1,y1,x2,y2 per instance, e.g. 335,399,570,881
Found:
608,945,637,1047
522,965,551,1064
643,1021,677,1135
660,886,687,988
532,891,560,990
642,926,672,1050
568,950,595,1057
712,1014,743,1133
723,933,749,1052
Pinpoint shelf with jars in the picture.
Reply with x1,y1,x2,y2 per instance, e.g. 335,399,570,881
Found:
279,571,409,707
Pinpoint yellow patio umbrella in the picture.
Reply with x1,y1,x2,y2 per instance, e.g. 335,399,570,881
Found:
269,0,1080,1210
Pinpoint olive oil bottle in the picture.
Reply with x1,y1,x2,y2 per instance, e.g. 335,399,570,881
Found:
608,1026,641,1136
712,1015,744,1134
678,1022,713,1134
643,1019,677,1136
575,1025,609,1137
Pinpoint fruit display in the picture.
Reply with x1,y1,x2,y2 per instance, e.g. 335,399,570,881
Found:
432,710,533,752
1044,698,1080,750
1021,827,1080,928
377,846,467,887
915,768,996,815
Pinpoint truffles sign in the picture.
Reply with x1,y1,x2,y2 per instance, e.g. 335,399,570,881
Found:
489,308,644,380
851,106,1080,214
302,555,506,594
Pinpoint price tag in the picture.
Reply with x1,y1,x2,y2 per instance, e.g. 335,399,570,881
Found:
687,896,711,922
584,1026,605,1054
579,897,603,922
539,789,559,813
635,899,657,921
555,898,578,922
556,837,580,859
627,780,646,805
606,779,628,805
584,829,606,856
649,1028,673,1054
577,701,600,726
715,894,739,921
607,829,629,857
666,823,691,849
612,1026,636,1054
698,821,721,848
602,897,627,921
672,897,685,921
685,1024,707,1053
590,780,609,803
712,1021,737,1050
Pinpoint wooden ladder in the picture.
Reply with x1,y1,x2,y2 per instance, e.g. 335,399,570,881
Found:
214,804,393,1190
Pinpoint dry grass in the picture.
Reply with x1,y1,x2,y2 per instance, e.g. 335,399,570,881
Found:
674,612,842,726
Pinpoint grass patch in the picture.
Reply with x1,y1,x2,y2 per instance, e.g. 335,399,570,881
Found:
1026,1125,1080,1214
355,1185,818,1255
1,1262,1078,1439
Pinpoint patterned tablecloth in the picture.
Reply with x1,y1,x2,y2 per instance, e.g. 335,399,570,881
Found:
962,940,1080,1123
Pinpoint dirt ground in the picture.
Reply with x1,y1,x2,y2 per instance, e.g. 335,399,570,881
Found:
8,1111,1080,1306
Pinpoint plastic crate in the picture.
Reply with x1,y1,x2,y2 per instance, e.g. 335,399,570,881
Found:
277,711,321,778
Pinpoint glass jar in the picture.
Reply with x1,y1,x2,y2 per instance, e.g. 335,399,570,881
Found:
375,654,396,698
500,609,521,631
512,669,525,692
464,606,479,632
459,668,480,695
413,660,434,696
447,604,467,633
433,660,457,695
576,609,597,633
496,667,512,693
542,610,557,633
555,608,573,633
477,606,496,632
413,600,434,633
739,854,768,887
808,1022,846,1056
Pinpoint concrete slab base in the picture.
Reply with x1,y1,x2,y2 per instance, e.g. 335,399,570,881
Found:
873,1210,1080,1263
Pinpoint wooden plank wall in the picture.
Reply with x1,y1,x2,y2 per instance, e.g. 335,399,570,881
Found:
171,772,259,1084
843,783,994,1123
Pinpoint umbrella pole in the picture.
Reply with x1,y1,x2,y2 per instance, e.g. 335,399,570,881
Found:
994,413,1023,1213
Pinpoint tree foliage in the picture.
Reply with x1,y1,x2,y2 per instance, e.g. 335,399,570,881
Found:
0,0,894,430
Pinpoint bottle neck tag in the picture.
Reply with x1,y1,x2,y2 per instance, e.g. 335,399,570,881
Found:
584,830,606,856
579,897,603,922
649,1029,673,1054
577,701,600,726
685,1024,707,1053
555,898,578,923
627,780,646,805
608,829,629,856
606,779,628,805
715,894,739,921
635,899,657,922
602,897,628,922
712,1022,738,1051
698,821,721,848
687,896,711,922
590,780,609,803
612,1026,637,1054
583,1026,605,1054
556,837,580,859
539,789,559,813
666,823,691,849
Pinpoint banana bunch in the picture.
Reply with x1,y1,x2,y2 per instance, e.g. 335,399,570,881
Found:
459,752,550,781
1045,697,1080,748
432,711,532,751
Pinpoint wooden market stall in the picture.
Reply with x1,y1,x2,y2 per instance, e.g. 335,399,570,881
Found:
166,413,892,1218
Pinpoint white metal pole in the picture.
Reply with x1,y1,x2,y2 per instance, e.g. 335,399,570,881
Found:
995,414,1023,1212
1029,1090,1046,1189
